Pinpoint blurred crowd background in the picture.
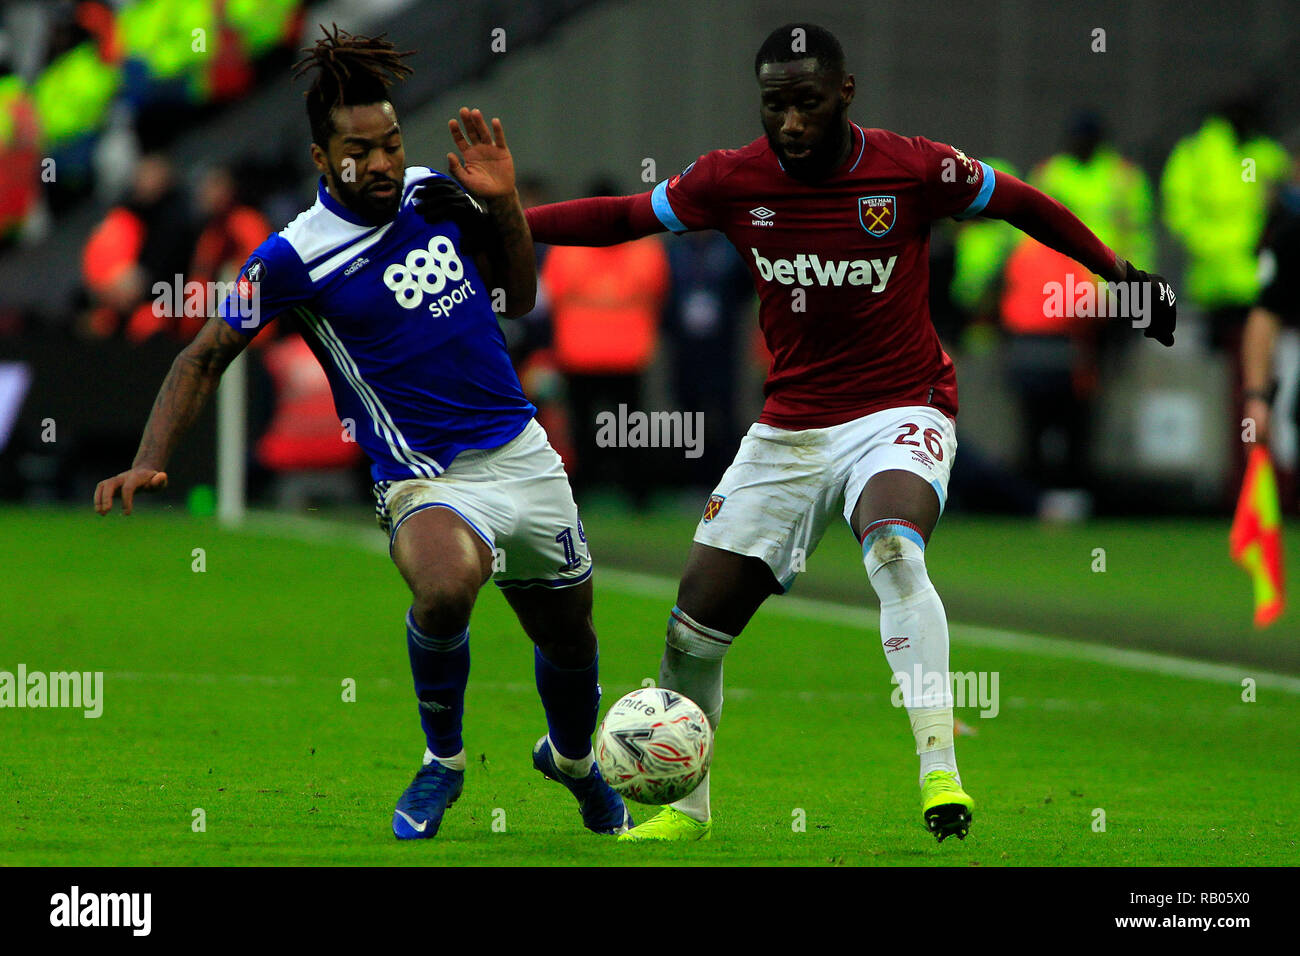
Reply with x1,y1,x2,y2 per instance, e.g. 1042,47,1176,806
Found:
0,0,1297,522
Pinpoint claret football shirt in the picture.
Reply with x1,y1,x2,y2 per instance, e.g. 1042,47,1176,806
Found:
651,124,995,427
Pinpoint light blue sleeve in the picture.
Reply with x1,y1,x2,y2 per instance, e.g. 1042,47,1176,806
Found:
954,162,997,221
651,179,690,234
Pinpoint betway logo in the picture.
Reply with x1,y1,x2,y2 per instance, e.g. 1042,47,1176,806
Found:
751,248,897,291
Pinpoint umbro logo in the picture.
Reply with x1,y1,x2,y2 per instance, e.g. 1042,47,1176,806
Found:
883,636,911,653
750,206,776,226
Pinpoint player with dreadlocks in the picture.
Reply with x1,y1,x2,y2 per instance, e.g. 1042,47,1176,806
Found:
94,24,633,840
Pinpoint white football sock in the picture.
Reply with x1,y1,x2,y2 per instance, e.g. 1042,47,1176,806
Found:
661,607,731,823
861,521,960,788
919,746,959,782
674,770,712,821
550,739,594,779
424,747,466,771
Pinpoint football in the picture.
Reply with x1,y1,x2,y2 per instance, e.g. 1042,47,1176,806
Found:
595,687,714,805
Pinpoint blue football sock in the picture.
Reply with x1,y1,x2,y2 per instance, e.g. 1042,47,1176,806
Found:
406,608,470,758
534,646,600,760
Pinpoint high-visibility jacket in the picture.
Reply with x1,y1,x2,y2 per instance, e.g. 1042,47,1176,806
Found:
1001,238,1101,336
225,0,301,58
208,0,301,101
83,207,143,292
81,206,164,342
0,76,36,146
0,76,41,234
543,238,670,374
31,41,121,148
1162,116,1291,308
1032,145,1155,273
118,0,215,98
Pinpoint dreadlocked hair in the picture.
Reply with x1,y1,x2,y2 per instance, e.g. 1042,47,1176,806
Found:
293,23,415,147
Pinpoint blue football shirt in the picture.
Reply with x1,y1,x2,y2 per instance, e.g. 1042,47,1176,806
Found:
219,166,536,482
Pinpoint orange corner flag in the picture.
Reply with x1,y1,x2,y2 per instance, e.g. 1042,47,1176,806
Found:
1229,446,1285,627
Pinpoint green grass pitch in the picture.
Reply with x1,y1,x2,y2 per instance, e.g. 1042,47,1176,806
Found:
1,504,1297,866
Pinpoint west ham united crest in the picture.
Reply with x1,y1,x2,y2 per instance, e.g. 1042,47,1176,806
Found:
702,494,725,523
859,195,896,237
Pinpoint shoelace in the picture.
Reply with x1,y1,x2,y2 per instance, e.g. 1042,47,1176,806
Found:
927,772,960,792
403,763,459,804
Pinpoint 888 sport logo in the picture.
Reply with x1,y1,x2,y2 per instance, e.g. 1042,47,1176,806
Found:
383,236,470,313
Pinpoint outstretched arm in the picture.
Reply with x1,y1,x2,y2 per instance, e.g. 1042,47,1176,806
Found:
525,192,665,247
980,170,1176,345
979,171,1126,281
477,191,535,317
446,108,536,317
94,318,250,514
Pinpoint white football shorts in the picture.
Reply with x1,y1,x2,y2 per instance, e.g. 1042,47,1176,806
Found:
693,404,957,590
373,418,592,589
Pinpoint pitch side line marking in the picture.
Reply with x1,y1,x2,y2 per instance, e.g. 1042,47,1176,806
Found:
241,514,1300,696
598,567,1300,695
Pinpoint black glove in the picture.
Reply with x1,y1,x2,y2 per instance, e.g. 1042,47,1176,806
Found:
1124,260,1176,347
413,178,494,254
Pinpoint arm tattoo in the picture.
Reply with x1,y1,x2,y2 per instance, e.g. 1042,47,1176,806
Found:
483,192,537,318
132,321,249,471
